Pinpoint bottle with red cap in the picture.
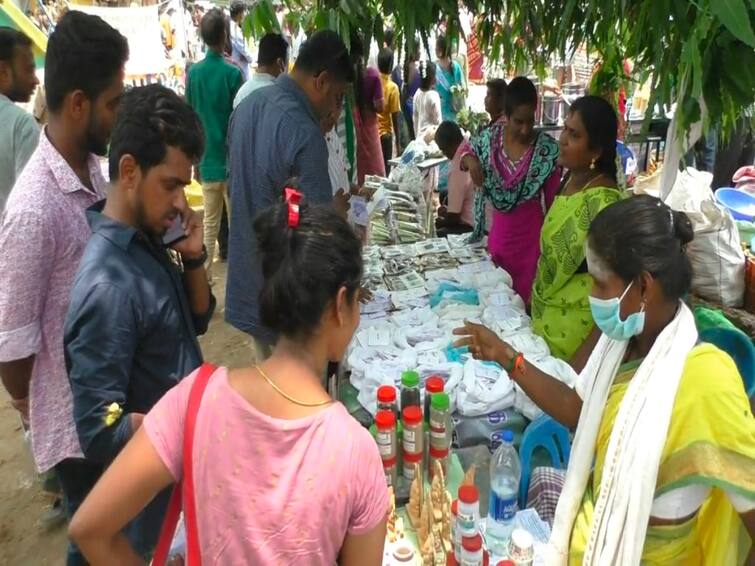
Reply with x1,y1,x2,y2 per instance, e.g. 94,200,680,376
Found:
375,410,398,488
402,405,424,482
402,405,423,456
449,553,490,566
461,533,483,566
403,450,423,482
457,485,480,537
424,375,444,423
375,410,397,460
382,456,398,489
377,384,398,420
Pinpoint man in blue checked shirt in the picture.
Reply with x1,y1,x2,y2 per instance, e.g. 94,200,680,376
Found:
226,29,353,362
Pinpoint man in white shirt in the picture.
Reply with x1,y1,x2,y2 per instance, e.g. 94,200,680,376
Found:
322,107,350,196
233,32,289,109
0,27,40,211
228,1,253,80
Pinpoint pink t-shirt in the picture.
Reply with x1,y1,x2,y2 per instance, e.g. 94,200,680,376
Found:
448,144,475,227
144,367,388,564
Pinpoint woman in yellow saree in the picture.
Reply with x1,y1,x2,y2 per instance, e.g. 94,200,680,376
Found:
455,195,754,564
568,342,753,564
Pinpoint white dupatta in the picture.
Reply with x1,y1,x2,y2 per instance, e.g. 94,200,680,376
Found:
548,303,698,565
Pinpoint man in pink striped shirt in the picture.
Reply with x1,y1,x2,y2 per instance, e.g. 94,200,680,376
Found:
0,12,128,565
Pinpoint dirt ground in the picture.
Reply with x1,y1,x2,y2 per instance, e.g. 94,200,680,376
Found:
0,262,253,565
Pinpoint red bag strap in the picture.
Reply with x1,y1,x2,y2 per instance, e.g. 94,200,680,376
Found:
152,484,182,565
182,362,216,564
152,362,217,566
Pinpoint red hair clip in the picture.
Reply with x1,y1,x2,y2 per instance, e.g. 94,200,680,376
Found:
284,187,302,228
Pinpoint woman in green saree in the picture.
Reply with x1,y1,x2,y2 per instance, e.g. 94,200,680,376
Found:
531,96,623,361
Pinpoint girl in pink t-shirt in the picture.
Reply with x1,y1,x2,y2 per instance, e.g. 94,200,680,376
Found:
69,197,388,565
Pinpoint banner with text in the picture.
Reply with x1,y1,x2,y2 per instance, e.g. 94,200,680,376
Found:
77,5,167,77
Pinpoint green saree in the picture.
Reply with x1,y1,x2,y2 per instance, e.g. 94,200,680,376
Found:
531,186,623,360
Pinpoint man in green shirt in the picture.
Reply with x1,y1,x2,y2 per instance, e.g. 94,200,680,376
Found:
186,8,243,281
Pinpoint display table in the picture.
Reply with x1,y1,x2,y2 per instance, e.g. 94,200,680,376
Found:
382,452,551,565
350,185,570,564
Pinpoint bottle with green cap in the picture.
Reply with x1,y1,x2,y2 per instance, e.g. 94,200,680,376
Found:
429,392,451,450
400,370,421,411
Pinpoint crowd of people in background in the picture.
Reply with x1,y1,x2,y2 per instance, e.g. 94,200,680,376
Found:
0,5,753,565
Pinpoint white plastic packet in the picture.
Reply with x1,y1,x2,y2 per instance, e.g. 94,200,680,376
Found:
502,330,551,360
482,305,531,334
456,359,516,416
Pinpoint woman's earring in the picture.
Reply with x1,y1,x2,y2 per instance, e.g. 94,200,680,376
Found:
589,158,596,170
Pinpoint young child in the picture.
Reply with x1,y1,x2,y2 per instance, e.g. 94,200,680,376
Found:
413,61,442,143
435,121,474,235
377,48,402,174
485,78,507,127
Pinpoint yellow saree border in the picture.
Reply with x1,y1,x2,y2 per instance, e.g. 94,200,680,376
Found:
656,440,755,498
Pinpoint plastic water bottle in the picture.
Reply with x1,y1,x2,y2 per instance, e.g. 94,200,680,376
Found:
487,429,520,555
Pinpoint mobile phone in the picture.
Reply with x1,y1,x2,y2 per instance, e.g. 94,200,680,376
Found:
163,214,187,247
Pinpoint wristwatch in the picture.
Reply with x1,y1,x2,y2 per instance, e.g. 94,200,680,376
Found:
182,245,207,271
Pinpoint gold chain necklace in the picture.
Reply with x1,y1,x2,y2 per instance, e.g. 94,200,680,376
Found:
566,172,603,194
255,365,333,407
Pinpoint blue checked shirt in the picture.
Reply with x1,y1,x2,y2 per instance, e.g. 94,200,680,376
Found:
225,74,333,343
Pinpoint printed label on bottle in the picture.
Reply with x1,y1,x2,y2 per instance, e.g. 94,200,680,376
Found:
378,443,393,457
377,431,392,445
403,440,417,453
457,511,477,535
489,490,517,522
430,428,446,439
384,470,394,486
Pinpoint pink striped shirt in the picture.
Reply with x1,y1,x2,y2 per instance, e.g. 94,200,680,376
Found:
0,129,106,472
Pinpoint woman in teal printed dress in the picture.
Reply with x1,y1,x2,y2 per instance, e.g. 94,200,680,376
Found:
461,77,561,303
435,34,465,122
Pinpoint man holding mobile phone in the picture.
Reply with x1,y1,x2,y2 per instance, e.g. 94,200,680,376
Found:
63,84,215,559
